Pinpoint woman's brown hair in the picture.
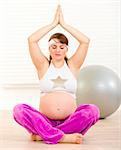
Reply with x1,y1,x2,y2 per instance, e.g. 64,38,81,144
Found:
48,33,68,64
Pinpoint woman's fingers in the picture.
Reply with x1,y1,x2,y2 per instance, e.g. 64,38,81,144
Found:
57,4,61,10
56,5,60,14
52,5,60,25
59,6,63,17
59,6,64,25
55,5,60,18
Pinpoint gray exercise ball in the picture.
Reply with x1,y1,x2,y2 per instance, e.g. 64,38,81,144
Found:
76,65,121,119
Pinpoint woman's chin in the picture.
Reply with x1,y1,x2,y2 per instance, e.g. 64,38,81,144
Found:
54,57,63,61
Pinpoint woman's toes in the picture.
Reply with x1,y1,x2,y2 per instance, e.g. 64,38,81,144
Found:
35,135,43,141
76,136,82,144
31,134,36,141
75,133,83,144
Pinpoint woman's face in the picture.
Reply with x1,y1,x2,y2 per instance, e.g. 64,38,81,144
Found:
49,38,68,61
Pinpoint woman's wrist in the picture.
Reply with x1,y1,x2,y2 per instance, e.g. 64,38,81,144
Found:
61,22,67,29
51,23,56,29
51,21,58,28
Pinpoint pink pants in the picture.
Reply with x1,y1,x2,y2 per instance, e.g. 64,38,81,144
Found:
13,103,100,144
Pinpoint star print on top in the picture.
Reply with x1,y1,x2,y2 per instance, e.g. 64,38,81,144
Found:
51,76,67,89
39,61,77,98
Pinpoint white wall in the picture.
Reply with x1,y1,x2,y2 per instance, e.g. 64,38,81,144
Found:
0,0,120,109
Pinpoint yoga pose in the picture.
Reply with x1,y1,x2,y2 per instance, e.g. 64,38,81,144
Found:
13,5,100,144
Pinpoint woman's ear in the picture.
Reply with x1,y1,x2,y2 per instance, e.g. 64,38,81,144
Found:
48,46,51,51
48,47,51,56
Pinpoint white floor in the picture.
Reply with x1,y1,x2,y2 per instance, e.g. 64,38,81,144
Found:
0,107,121,150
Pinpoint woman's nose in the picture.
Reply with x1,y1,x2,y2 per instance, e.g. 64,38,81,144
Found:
56,48,60,52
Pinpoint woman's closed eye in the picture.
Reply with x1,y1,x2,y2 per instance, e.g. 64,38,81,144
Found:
60,44,66,49
52,45,65,49
52,45,56,49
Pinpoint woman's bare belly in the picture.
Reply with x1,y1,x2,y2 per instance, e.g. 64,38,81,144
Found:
39,91,77,120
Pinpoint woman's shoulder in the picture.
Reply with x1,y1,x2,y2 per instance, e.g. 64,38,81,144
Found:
67,60,80,79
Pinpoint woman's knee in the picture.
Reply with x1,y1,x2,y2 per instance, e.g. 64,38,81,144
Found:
87,104,100,121
77,104,100,121
13,103,26,119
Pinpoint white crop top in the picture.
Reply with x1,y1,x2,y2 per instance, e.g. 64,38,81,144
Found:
39,61,77,99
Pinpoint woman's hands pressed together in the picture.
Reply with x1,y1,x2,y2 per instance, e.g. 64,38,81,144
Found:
52,5,60,26
52,5,66,27
59,5,65,27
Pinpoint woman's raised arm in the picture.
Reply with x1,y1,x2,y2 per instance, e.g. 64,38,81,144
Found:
28,5,60,71
59,6,90,69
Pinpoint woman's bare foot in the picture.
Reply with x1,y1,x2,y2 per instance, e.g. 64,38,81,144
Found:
59,133,83,144
31,133,83,144
31,134,43,141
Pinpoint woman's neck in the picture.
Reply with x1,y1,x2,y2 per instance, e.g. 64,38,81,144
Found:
51,59,65,68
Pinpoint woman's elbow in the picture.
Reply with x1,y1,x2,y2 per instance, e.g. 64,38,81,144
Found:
28,36,34,43
82,39,90,46
86,38,90,44
80,38,90,45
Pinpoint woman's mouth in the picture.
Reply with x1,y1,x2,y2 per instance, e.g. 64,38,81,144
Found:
55,54,61,56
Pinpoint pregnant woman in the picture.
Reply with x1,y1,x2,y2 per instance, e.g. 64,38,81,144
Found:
13,5,100,144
